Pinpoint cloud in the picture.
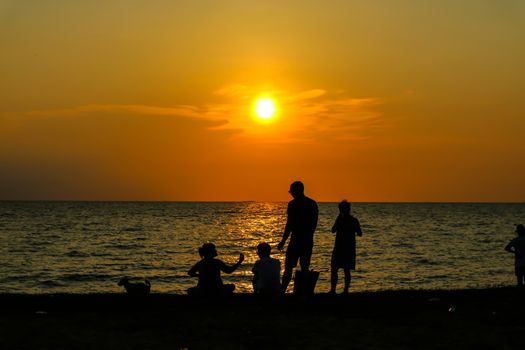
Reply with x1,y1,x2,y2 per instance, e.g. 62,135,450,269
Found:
1,103,231,132
208,85,387,143
1,85,388,144
285,89,326,102
20,104,203,120
288,95,385,143
214,84,251,98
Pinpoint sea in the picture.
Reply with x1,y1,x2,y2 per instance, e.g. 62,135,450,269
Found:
0,201,524,294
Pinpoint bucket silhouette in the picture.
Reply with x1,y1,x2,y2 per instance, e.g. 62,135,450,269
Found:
293,270,319,295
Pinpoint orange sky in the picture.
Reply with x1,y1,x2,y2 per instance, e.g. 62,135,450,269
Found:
1,1,524,201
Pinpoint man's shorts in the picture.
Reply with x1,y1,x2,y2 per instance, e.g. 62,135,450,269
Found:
285,240,313,270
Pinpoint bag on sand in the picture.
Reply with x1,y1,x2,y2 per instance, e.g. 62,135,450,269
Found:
293,270,319,295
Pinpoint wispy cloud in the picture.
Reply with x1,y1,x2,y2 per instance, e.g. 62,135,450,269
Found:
285,89,326,102
209,84,387,142
2,85,388,143
21,104,204,119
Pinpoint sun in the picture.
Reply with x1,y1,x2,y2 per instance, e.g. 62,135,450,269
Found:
253,98,277,121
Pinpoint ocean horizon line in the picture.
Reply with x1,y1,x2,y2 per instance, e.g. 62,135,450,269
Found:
0,199,523,204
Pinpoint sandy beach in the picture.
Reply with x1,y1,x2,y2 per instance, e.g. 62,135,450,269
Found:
1,288,524,349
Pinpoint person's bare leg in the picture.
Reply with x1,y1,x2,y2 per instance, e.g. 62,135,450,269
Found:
343,269,351,294
330,267,338,294
282,267,293,293
299,254,311,273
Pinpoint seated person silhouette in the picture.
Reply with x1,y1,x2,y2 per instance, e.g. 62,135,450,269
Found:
505,224,525,287
252,243,281,296
187,243,244,296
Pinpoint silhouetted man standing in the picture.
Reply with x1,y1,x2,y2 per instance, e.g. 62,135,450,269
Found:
277,181,318,293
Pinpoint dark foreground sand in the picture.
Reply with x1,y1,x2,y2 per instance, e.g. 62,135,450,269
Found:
1,288,524,349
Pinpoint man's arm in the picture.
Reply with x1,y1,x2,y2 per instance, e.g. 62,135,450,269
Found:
278,223,292,251
331,215,339,233
504,242,514,253
312,201,319,232
278,203,293,250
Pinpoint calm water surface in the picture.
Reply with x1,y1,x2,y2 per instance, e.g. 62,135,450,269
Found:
0,202,523,294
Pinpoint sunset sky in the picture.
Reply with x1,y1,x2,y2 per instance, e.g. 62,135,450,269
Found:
1,0,524,202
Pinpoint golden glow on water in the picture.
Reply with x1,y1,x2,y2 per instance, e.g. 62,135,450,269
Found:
1,202,523,294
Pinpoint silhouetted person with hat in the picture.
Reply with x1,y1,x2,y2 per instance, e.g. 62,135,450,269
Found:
505,224,525,287
278,181,318,293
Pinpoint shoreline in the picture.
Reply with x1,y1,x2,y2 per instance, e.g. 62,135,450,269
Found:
1,287,524,349
1,286,523,307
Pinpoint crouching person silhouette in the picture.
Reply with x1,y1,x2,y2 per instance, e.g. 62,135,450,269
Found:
187,243,244,296
252,243,281,296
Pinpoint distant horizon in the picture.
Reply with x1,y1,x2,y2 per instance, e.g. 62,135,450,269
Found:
1,199,524,204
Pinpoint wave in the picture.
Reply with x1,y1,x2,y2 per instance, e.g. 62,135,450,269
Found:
425,275,449,280
60,273,115,282
90,252,112,257
0,275,31,283
40,279,66,287
121,227,144,232
104,243,145,250
411,258,440,265
66,250,90,257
